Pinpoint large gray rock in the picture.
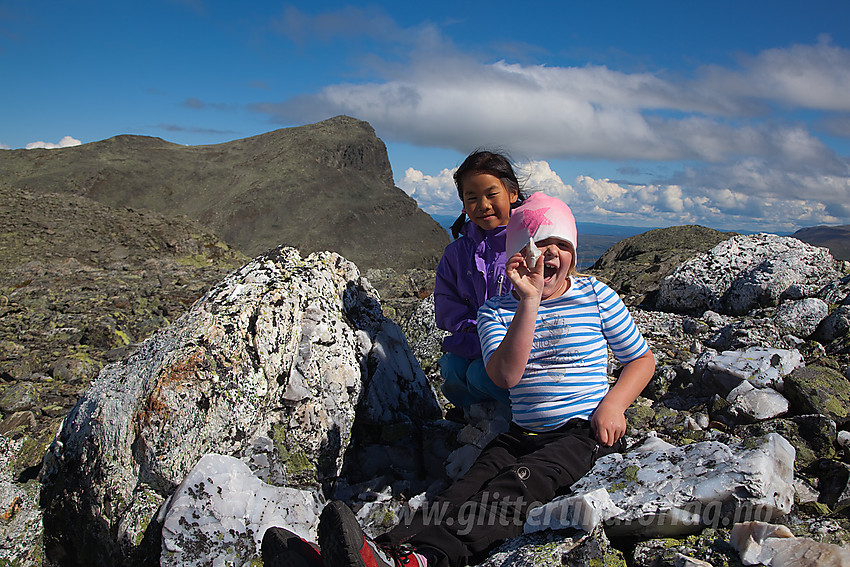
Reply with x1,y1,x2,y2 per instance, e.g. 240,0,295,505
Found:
814,305,850,343
160,453,321,567
539,433,795,538
773,298,829,338
39,247,440,566
657,234,840,315
696,347,804,394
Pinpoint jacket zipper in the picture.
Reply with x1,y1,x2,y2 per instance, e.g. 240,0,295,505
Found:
497,274,504,296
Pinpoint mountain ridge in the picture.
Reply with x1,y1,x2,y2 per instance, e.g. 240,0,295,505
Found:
0,116,449,271
793,224,850,261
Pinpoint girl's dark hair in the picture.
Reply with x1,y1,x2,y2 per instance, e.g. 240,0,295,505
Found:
450,150,526,239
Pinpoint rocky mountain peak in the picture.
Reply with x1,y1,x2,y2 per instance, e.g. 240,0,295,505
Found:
0,116,449,271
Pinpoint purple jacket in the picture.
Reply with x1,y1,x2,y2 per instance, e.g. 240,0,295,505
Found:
434,222,513,359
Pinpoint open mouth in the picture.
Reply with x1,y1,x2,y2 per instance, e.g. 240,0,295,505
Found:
543,264,557,280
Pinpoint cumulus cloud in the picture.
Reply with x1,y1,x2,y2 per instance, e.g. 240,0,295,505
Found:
398,167,459,216
25,136,81,149
259,8,850,229
402,158,847,233
254,39,850,167
523,160,576,202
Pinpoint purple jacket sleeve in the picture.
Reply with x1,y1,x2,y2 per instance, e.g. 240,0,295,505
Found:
434,243,483,359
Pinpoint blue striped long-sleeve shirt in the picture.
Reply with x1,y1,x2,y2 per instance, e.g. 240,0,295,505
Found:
478,276,648,432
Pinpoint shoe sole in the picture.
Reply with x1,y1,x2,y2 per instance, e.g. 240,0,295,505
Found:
262,527,323,567
318,501,376,567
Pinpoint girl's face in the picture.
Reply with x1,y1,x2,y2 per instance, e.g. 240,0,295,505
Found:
460,173,518,231
531,237,574,300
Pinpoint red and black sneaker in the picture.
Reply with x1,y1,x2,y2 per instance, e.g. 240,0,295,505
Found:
262,526,324,567
318,500,424,567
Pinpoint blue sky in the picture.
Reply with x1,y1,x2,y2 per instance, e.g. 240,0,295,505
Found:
2,1,850,234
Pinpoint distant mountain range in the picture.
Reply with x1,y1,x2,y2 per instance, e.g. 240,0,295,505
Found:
0,116,449,272
793,225,850,261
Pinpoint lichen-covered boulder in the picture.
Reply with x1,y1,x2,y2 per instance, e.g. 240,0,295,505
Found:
39,247,440,566
632,529,740,567
478,526,626,567
657,234,840,315
564,433,795,538
773,298,829,338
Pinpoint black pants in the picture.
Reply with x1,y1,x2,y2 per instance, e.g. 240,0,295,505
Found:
379,419,621,567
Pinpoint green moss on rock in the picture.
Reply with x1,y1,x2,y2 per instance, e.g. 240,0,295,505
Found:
783,365,850,423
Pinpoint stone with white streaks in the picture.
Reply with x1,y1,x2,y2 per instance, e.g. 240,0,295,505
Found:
567,433,795,537
160,454,321,567
730,520,850,566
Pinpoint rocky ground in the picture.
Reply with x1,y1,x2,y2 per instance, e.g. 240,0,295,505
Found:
0,187,248,478
0,186,437,485
4,187,850,566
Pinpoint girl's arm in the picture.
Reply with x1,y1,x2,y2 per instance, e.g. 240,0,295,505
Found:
590,350,655,446
434,250,484,359
434,251,477,333
484,252,543,389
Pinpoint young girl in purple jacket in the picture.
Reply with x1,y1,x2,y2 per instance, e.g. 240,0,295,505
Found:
434,150,526,409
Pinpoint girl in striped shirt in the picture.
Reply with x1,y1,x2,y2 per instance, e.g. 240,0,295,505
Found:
478,193,655,447
479,190,655,443
315,192,654,567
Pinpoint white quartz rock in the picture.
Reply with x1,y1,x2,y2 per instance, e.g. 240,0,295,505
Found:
726,380,789,422
730,521,850,566
160,453,322,567
524,488,625,534
569,433,795,538
699,347,803,393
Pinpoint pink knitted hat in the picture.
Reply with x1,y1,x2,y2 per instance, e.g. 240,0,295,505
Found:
506,192,578,258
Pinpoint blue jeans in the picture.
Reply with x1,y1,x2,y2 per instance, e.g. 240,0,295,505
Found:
438,353,510,408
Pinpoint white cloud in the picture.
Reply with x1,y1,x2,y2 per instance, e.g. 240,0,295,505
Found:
257,14,850,229
699,37,850,112
25,136,81,149
0,143,10,150
404,157,847,233
255,44,850,168
522,160,576,203
397,167,459,216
